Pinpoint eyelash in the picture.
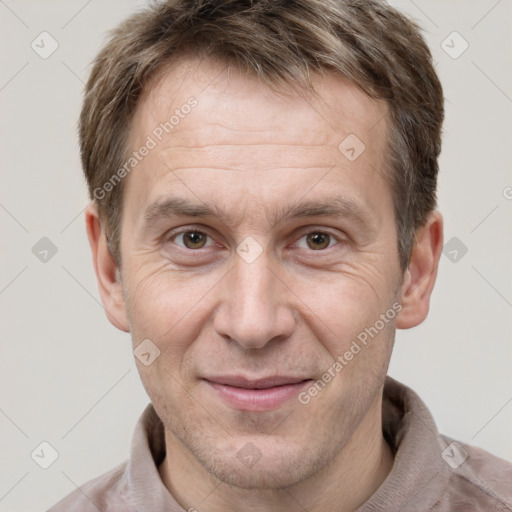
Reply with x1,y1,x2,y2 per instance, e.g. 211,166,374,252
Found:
166,227,344,254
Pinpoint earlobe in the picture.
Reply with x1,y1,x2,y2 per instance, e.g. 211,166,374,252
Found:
396,211,443,330
85,202,130,333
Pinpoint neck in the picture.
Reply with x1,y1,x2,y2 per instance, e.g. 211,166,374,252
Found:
159,391,393,512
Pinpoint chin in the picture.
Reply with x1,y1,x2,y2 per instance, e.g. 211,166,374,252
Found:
206,459,307,490
197,439,332,491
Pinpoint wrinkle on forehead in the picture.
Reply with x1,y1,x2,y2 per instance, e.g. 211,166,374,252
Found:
157,143,341,173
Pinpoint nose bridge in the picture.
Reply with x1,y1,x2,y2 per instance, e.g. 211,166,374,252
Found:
214,249,294,349
235,255,274,317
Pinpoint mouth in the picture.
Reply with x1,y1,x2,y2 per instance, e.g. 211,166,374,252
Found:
203,375,313,411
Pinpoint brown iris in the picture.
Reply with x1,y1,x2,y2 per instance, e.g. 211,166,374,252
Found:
306,232,331,250
182,231,207,249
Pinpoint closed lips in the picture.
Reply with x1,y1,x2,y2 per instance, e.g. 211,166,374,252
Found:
204,376,312,389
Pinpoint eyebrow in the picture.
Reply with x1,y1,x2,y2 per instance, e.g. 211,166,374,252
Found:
142,195,377,234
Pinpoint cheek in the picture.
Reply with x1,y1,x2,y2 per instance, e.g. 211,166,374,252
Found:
295,263,394,325
125,267,218,399
123,260,225,356
290,265,398,364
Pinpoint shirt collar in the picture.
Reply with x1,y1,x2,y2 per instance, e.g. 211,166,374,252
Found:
357,376,451,511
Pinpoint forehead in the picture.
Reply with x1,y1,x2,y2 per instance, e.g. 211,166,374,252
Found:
131,58,388,146
123,59,390,223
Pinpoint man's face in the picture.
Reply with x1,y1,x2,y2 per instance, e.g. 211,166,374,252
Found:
118,60,403,488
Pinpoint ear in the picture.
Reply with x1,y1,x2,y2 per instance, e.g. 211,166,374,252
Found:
85,202,130,332
396,210,443,329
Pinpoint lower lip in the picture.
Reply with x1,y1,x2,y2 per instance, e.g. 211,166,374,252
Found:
205,380,311,411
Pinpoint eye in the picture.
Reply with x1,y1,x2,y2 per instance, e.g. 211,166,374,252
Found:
297,232,337,250
172,230,214,250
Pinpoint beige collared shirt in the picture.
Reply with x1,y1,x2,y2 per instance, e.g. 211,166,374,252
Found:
49,377,512,511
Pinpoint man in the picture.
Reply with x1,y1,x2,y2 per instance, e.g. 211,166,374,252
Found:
50,0,512,510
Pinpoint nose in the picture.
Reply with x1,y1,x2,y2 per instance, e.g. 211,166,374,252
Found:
213,249,296,350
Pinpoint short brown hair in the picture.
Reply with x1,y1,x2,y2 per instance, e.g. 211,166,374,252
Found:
80,0,444,270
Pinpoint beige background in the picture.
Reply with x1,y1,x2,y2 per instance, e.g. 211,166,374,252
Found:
1,1,511,510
